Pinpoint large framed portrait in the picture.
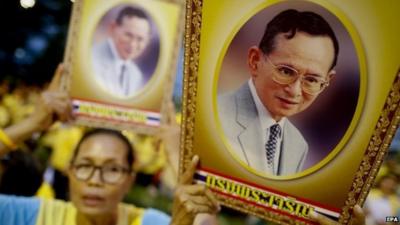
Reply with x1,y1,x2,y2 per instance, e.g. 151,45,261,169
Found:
180,0,400,224
64,0,184,133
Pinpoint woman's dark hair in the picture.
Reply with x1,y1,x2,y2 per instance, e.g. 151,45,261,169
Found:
0,151,43,196
258,9,339,70
70,128,135,168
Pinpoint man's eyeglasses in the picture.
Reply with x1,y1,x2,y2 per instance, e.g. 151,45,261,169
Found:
264,55,330,95
71,162,131,185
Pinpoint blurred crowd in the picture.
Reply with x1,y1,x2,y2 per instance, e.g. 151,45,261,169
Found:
0,79,399,225
364,152,400,225
0,78,175,199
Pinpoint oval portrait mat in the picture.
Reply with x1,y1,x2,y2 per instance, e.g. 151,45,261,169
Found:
215,0,364,179
91,3,160,98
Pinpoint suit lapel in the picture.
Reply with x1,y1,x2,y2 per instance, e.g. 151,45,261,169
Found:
235,84,265,170
278,122,301,175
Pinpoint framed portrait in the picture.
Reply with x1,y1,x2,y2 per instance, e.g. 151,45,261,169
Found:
64,0,184,133
180,0,400,224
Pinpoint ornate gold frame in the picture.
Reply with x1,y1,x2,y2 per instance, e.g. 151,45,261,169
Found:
64,0,184,134
339,71,400,224
180,0,400,224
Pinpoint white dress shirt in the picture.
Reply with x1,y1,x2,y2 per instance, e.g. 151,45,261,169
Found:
248,79,286,175
92,38,144,97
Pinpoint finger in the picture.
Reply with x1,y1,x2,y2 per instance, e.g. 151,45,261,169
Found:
48,102,67,120
186,196,214,207
350,205,365,225
157,114,180,139
48,63,64,91
176,185,220,212
156,124,168,138
42,93,69,105
171,187,219,225
167,100,177,125
178,196,219,215
184,201,217,214
53,105,70,122
309,210,338,225
171,207,193,225
44,96,69,109
172,195,196,223
178,192,216,210
46,97,71,118
178,184,207,195
53,103,73,122
204,188,220,211
179,155,199,185
41,91,72,120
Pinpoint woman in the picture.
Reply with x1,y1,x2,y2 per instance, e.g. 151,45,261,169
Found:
0,127,219,225
0,65,219,225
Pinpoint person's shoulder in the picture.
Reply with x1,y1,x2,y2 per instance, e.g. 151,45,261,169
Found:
93,40,105,54
0,194,41,207
217,91,237,121
218,82,250,106
92,40,113,62
0,195,41,225
218,91,235,106
284,120,308,149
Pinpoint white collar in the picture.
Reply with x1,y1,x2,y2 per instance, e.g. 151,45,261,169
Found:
248,79,286,133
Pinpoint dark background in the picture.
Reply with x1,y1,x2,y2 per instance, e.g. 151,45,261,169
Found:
0,0,72,86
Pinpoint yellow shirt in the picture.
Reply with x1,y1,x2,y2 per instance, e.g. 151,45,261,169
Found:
36,199,144,225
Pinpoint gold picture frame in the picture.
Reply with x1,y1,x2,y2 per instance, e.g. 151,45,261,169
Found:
64,0,184,133
180,0,400,224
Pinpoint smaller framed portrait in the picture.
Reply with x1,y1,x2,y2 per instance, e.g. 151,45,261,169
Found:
180,0,400,224
64,0,184,133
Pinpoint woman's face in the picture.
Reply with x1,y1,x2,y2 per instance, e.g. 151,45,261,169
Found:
68,133,133,216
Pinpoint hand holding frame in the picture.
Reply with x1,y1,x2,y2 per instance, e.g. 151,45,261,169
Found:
170,155,220,225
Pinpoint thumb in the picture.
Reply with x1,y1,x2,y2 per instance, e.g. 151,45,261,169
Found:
179,155,199,185
48,63,64,91
350,205,365,225
166,100,177,125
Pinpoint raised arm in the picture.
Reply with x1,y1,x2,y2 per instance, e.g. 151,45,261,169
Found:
0,65,72,157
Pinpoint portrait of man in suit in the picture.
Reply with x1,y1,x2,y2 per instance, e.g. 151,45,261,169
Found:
218,9,339,176
92,6,151,97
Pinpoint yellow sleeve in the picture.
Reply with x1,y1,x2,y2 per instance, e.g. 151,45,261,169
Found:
130,208,145,225
35,182,55,199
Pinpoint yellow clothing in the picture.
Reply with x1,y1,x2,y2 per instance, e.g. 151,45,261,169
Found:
0,105,10,127
41,125,83,171
35,182,55,200
124,133,166,174
0,194,170,225
2,94,35,124
367,189,400,215
36,199,144,225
